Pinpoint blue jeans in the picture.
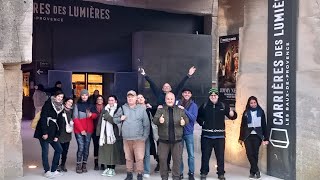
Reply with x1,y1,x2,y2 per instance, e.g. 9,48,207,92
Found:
39,139,63,172
180,134,195,174
75,133,92,163
144,137,151,174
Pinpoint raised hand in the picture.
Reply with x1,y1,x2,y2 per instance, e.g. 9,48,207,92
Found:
188,66,196,76
159,114,165,124
229,110,235,117
140,68,146,76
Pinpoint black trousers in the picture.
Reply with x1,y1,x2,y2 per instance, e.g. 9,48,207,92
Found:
92,131,99,158
60,142,70,166
244,134,262,174
107,165,116,169
200,137,225,176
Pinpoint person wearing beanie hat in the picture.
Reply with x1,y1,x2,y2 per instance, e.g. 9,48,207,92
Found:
196,88,237,180
73,89,98,174
176,88,198,180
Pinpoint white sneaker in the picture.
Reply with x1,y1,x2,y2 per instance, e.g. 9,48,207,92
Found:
107,169,116,177
143,174,150,178
51,170,63,178
44,171,53,179
101,168,110,176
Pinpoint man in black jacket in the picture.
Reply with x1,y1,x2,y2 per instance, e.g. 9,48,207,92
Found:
196,88,237,180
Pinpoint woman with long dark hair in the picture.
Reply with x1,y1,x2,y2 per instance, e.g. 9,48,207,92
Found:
91,95,106,170
96,95,125,177
57,97,74,172
34,90,64,178
239,96,269,179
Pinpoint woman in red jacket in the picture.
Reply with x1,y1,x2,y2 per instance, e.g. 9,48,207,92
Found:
73,89,97,173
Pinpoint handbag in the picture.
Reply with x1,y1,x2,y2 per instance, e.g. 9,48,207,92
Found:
62,112,73,133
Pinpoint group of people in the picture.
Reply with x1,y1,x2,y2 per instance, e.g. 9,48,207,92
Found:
33,66,269,180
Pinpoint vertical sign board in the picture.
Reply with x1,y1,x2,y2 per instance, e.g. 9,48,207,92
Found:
267,0,297,179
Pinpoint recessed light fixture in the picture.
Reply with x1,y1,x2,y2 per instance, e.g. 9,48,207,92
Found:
28,165,37,169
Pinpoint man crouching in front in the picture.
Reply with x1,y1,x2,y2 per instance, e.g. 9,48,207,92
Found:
153,92,189,180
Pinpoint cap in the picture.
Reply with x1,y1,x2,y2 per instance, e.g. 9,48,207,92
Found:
182,88,192,94
127,90,137,96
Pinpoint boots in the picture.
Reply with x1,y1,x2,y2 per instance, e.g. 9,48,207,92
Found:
94,159,99,171
76,163,82,174
82,162,88,173
188,172,195,180
124,172,133,180
137,173,143,180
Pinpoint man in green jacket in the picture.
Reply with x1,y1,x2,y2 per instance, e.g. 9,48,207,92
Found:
153,92,189,180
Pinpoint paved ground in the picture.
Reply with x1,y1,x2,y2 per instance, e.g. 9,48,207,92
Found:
12,120,281,180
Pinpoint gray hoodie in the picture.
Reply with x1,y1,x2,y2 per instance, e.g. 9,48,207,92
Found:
114,104,150,141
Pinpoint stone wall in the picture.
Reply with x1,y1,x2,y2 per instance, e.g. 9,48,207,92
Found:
224,0,268,173
296,0,320,179
0,0,33,179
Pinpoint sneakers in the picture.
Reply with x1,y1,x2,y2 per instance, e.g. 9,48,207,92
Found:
154,164,160,173
180,173,184,179
137,173,143,180
107,169,116,177
255,171,261,179
124,172,133,180
249,173,255,179
218,174,226,180
51,170,63,178
101,168,110,176
188,172,195,180
200,174,206,180
143,174,150,178
44,171,53,179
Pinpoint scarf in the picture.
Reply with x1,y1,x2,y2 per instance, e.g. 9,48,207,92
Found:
51,96,64,114
180,98,192,110
247,106,262,124
99,103,117,146
96,104,104,113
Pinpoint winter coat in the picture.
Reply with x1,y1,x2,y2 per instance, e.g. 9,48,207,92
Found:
153,105,189,142
176,100,198,135
239,108,269,141
34,98,63,141
58,108,73,143
197,100,237,137
96,105,125,165
73,102,97,134
113,104,150,141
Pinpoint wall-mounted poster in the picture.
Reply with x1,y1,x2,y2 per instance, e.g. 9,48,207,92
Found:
218,34,239,107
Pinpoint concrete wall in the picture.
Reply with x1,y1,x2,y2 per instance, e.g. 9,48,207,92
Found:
296,0,320,179
0,0,33,178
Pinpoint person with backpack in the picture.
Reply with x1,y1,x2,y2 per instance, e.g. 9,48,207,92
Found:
33,90,64,179
196,88,237,180
113,90,150,180
238,96,269,179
